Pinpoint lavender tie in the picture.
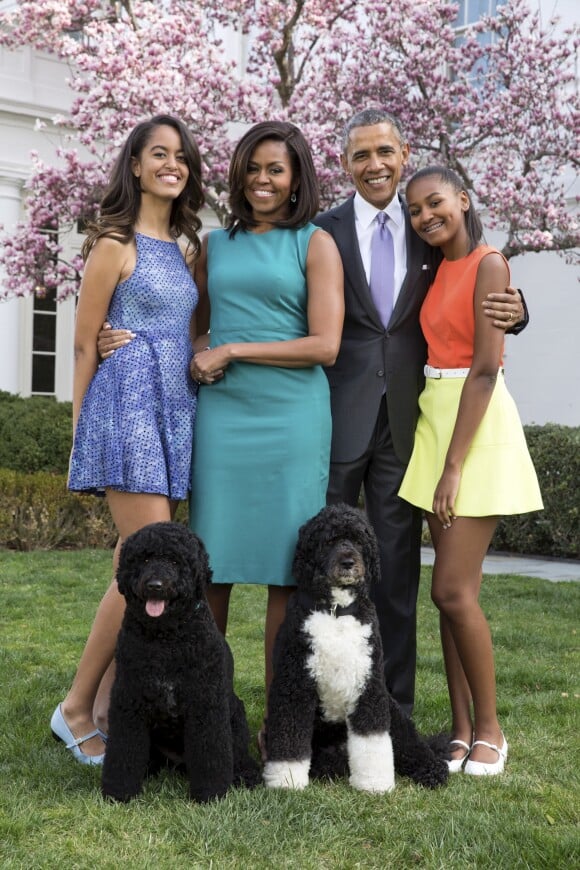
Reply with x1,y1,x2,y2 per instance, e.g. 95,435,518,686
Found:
369,211,395,328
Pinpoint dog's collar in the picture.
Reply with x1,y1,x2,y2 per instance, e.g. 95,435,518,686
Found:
296,589,358,618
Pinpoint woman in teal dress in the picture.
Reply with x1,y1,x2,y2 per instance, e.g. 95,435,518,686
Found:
189,122,344,740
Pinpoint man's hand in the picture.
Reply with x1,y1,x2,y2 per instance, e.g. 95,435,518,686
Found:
482,286,524,330
97,322,135,359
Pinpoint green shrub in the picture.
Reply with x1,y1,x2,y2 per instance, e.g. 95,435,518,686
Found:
0,468,190,550
0,391,577,557
0,391,72,474
0,469,116,550
492,424,579,559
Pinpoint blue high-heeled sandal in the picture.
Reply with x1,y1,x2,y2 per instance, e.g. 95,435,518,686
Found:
50,704,106,766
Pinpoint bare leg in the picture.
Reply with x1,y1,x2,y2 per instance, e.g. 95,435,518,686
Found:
206,583,233,636
264,585,295,710
255,584,294,761
428,515,475,760
58,493,176,755
92,535,123,734
430,515,502,765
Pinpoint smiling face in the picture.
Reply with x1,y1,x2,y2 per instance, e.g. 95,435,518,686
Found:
131,124,189,201
340,122,410,210
406,175,470,259
243,139,297,227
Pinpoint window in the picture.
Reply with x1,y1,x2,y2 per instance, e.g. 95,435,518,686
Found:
453,0,499,83
32,288,57,395
32,226,58,396
454,0,498,30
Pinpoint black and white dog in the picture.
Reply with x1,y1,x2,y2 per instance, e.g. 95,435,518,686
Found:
263,504,449,792
101,522,260,803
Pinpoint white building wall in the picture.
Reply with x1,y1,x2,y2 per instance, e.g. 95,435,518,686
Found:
505,0,580,426
0,40,77,398
504,251,578,425
0,3,578,421
0,174,23,393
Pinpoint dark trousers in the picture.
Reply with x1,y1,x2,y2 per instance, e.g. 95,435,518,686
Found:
327,397,422,716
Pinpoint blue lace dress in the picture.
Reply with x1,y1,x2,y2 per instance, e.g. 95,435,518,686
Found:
68,233,198,499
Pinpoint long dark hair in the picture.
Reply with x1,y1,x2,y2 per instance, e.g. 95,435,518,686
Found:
406,165,483,253
227,121,319,235
82,115,204,261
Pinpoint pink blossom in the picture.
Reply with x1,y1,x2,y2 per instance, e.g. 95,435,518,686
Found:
0,0,578,299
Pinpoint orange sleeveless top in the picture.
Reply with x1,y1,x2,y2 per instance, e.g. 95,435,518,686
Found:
420,245,509,369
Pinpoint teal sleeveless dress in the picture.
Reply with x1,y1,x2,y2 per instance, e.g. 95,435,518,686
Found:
189,225,331,586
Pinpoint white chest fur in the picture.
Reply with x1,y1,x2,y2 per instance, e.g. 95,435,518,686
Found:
304,611,372,722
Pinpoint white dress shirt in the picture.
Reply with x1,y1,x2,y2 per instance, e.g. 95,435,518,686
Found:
353,192,408,309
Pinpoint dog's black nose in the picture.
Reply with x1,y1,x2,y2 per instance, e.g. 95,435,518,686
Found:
145,578,163,593
340,556,355,569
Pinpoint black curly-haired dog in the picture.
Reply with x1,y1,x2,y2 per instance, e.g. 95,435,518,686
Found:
101,521,260,803
263,504,449,792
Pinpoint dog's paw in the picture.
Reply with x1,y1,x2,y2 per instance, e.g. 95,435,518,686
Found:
101,787,140,803
426,731,454,760
349,776,395,793
235,763,262,790
409,757,450,789
347,731,395,793
263,759,310,789
189,785,230,803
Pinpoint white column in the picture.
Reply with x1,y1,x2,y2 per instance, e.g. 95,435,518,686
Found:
0,173,25,395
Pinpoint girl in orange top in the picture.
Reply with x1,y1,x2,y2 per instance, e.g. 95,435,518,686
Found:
399,166,542,776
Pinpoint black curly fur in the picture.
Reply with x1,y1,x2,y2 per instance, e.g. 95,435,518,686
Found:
101,522,260,803
266,505,450,790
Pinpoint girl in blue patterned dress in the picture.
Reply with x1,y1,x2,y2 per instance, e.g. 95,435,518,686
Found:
50,116,203,765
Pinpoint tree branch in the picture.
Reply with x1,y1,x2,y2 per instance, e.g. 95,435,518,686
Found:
274,0,358,104
294,2,358,87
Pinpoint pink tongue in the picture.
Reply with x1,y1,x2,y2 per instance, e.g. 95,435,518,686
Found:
146,600,166,618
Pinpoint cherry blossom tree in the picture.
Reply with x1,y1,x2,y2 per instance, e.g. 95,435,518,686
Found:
0,0,578,299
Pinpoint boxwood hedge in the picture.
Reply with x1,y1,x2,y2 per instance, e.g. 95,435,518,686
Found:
0,393,577,557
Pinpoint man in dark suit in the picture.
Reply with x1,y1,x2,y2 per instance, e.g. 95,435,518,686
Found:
315,109,525,715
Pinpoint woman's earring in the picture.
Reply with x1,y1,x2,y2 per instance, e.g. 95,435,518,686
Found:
290,192,297,203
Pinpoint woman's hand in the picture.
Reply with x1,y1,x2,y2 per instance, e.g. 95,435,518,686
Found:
432,465,461,528
190,346,226,384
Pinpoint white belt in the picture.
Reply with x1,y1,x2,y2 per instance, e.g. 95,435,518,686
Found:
424,365,470,379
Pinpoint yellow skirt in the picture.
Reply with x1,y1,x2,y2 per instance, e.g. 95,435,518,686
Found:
398,373,543,517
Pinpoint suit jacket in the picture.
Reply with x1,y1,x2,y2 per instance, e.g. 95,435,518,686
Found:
315,195,441,467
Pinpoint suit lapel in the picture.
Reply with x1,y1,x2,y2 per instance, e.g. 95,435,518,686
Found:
330,195,435,330
330,197,384,327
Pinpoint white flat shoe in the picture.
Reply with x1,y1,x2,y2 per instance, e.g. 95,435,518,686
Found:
447,738,471,773
464,734,508,776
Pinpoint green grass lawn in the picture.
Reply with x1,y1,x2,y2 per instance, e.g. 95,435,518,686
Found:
0,549,578,869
